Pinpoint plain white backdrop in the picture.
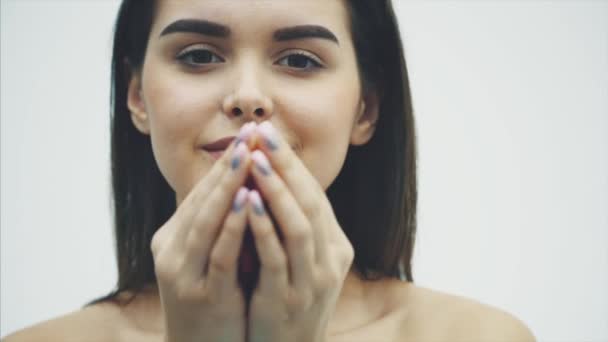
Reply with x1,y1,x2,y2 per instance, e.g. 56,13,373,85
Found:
1,0,607,340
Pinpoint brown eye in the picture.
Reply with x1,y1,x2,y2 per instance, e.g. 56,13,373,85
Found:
277,53,323,71
177,49,224,66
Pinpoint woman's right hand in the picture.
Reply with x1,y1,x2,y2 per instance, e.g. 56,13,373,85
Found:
150,123,256,342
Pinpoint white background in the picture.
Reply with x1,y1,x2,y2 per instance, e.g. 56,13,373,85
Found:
1,0,607,340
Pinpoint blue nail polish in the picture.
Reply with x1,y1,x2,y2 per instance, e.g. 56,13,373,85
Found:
233,188,248,212
252,151,272,176
249,191,266,216
253,202,265,216
231,156,241,170
231,143,247,170
256,163,271,176
265,138,278,151
258,122,279,151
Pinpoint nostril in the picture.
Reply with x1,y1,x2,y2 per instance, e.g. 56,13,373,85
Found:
254,108,264,117
233,108,243,116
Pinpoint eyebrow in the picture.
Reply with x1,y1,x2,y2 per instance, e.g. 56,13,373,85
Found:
159,19,340,45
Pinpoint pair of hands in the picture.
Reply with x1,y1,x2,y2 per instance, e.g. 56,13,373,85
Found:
150,121,355,342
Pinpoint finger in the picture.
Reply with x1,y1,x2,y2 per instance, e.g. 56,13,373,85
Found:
183,142,252,278
247,190,289,294
250,152,315,290
206,187,249,294
175,122,256,240
254,121,331,260
254,121,326,219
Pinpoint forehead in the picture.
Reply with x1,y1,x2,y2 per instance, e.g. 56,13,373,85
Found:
151,0,351,41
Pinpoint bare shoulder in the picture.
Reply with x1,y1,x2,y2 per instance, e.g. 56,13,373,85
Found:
389,282,536,342
2,302,121,342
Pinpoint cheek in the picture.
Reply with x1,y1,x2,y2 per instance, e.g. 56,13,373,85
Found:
276,81,359,190
141,65,221,194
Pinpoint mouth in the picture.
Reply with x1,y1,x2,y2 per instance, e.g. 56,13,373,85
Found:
201,136,237,160
204,149,226,160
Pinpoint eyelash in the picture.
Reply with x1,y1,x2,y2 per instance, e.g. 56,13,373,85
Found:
175,48,324,72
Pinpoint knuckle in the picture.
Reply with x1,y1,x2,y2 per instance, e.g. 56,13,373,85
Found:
267,254,287,273
187,190,202,208
313,269,340,294
184,229,201,253
150,231,164,256
284,155,298,175
265,181,283,199
150,220,178,256
286,225,309,245
255,224,276,241
205,191,223,212
183,187,206,212
301,198,321,219
301,291,314,310
208,250,231,274
343,244,355,266
286,288,313,311
219,176,235,194
154,257,179,281
339,237,355,266
188,214,214,243
174,280,203,302
222,222,242,241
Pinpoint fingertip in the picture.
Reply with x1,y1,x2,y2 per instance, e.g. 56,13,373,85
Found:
251,150,273,176
232,186,249,212
256,121,279,151
248,190,266,216
236,122,257,145
228,141,251,171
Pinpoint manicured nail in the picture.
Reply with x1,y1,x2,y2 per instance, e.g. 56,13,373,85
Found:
231,142,248,170
248,190,265,216
232,187,249,212
236,122,256,144
251,150,272,176
257,121,279,151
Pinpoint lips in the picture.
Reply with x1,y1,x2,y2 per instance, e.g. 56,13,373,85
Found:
202,136,236,159
206,150,225,160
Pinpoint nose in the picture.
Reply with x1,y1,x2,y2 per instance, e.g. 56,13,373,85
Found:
222,69,274,123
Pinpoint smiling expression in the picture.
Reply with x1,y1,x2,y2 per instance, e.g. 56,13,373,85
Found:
127,0,378,205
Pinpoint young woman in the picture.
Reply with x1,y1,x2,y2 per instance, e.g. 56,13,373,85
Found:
4,0,535,341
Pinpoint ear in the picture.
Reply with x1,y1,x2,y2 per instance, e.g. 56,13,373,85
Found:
350,90,379,146
127,70,151,135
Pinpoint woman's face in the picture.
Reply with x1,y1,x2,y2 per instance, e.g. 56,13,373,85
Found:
128,0,378,205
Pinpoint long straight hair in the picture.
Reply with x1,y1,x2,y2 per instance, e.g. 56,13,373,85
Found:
90,0,417,305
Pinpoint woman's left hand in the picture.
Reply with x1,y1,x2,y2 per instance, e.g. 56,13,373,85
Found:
244,121,355,342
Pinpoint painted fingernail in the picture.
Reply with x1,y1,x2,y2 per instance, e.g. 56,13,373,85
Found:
231,142,248,170
232,187,249,212
236,122,256,144
248,190,265,216
251,150,272,176
257,121,279,151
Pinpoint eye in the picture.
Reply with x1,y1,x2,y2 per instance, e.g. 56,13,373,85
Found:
176,48,224,67
276,52,323,72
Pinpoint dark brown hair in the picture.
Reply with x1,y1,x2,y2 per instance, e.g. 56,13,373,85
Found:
90,0,417,305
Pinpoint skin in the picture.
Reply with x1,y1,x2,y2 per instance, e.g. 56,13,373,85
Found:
1,0,538,341
128,0,381,340
129,0,376,203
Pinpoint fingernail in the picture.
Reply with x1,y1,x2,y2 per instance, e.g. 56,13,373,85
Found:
236,122,256,144
248,190,265,216
231,142,248,170
257,121,279,151
251,150,272,176
232,187,249,212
